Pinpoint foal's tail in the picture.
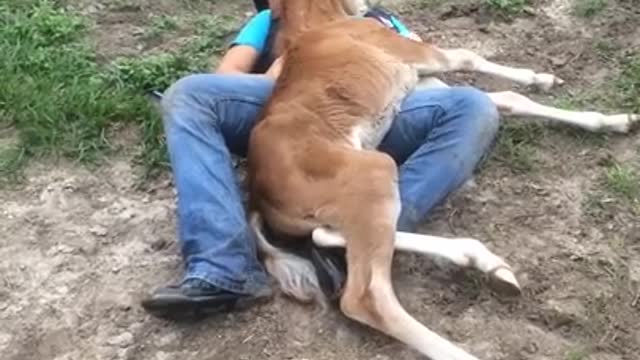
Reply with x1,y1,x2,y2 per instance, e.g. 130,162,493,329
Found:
249,213,327,308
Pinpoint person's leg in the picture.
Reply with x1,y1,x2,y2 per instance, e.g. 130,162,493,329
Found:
379,86,499,231
142,73,276,318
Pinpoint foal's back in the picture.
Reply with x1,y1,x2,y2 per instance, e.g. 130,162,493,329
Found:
247,17,417,234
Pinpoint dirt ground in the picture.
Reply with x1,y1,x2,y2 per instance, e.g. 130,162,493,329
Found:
1,0,639,359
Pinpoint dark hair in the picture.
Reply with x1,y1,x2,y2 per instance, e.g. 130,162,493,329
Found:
253,0,269,11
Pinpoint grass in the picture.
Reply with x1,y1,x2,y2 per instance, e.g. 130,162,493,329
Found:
584,159,640,219
565,348,590,360
143,15,179,41
0,0,152,181
614,54,640,114
491,121,546,173
594,39,618,62
0,0,237,184
576,51,640,115
554,49,639,140
604,163,639,202
2,0,637,186
572,0,608,18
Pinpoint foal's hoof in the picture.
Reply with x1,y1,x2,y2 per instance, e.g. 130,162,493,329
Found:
533,73,564,92
604,113,640,133
488,266,522,297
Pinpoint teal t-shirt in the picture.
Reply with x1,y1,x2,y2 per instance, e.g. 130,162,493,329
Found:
229,8,416,72
230,9,274,54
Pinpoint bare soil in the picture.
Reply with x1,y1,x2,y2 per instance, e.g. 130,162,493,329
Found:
1,1,639,359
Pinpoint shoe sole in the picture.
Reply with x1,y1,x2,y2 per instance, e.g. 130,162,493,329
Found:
142,291,272,321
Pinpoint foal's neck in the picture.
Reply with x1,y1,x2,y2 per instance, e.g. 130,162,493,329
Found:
280,0,349,38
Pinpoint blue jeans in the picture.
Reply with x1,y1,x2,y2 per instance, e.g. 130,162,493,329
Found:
161,73,499,295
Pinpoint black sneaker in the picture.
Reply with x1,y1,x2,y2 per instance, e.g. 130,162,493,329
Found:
141,279,272,320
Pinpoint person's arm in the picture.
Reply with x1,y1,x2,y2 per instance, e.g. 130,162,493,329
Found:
264,55,284,79
364,7,423,42
216,45,261,74
389,15,423,42
215,10,272,74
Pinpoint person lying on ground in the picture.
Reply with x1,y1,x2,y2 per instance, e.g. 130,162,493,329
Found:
141,0,499,320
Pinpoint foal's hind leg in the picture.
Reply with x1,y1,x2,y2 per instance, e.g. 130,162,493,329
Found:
330,152,482,360
313,228,521,296
415,78,639,133
488,91,640,133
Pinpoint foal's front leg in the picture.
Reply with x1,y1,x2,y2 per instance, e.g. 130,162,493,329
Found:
362,30,564,91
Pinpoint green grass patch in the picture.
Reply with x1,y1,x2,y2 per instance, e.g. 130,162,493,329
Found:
585,158,640,218
565,348,591,360
143,15,180,41
572,0,607,18
0,0,238,183
550,92,610,147
0,0,153,174
614,54,640,114
552,50,639,130
491,121,545,173
604,162,639,202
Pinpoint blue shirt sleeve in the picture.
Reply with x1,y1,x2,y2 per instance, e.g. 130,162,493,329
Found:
361,8,416,39
389,15,413,38
229,10,272,53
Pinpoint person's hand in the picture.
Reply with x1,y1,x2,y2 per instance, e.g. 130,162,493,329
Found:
407,31,423,42
265,56,284,80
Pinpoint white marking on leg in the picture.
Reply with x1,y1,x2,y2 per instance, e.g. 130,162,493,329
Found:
489,91,640,133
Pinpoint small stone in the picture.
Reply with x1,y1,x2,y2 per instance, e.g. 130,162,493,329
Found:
154,332,179,347
0,331,13,351
371,356,391,360
132,27,145,36
569,254,583,261
149,238,169,251
89,226,108,237
155,352,166,360
63,184,76,192
107,332,134,348
523,341,539,354
442,16,475,29
46,244,75,256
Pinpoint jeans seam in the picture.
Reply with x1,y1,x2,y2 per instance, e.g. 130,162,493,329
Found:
399,102,443,117
398,103,447,129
